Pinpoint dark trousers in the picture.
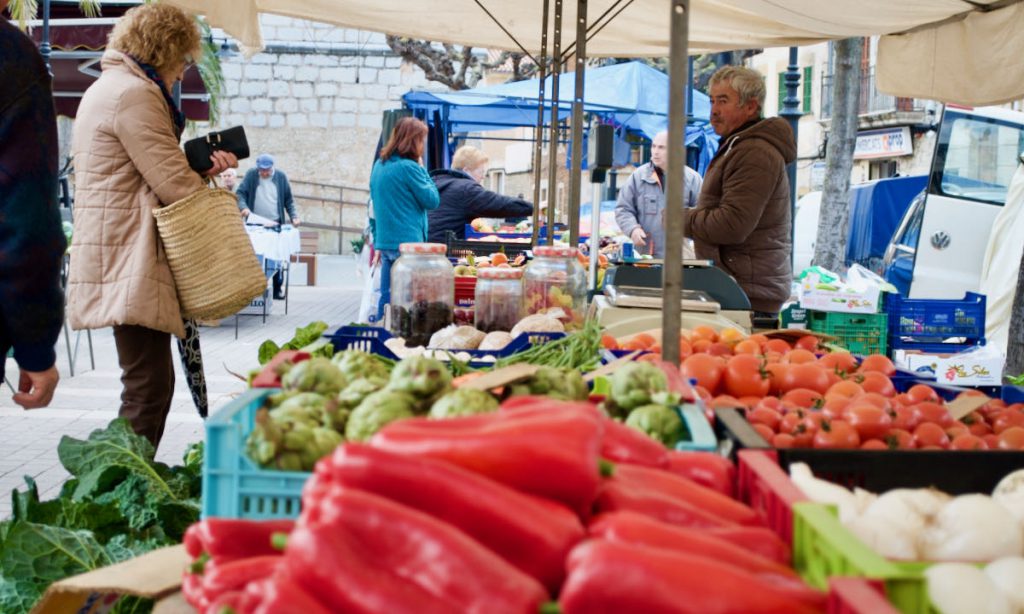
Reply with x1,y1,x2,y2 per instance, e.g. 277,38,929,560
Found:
272,269,285,296
113,325,174,449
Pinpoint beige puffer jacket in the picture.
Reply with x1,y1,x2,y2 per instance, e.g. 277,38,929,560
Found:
686,117,797,314
67,50,206,338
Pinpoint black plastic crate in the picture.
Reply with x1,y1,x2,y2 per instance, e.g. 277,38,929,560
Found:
445,231,532,261
716,408,1024,494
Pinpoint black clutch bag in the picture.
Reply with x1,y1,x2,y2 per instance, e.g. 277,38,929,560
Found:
184,126,250,173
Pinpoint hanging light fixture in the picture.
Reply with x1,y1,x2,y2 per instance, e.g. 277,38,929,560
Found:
217,40,238,59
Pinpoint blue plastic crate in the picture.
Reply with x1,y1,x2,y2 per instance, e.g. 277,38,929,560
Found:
887,292,986,349
464,224,533,240
1002,385,1024,404
202,388,309,520
325,325,566,366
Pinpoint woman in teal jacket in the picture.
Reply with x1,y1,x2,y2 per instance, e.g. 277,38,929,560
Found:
369,117,440,320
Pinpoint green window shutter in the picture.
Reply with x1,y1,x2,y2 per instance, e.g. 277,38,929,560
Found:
777,72,785,113
802,66,813,113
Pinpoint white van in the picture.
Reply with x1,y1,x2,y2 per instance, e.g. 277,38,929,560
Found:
883,105,1024,298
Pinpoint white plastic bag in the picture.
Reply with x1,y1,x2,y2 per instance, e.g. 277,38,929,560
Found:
357,257,381,324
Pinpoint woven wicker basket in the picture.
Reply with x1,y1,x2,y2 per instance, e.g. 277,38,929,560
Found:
154,188,267,320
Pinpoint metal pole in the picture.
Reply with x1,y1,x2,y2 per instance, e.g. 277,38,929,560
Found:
40,0,52,74
567,0,587,247
589,175,602,290
545,0,563,246
779,46,803,268
530,0,550,248
662,0,689,366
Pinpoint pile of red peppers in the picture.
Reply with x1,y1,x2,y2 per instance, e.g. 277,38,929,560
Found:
181,396,825,613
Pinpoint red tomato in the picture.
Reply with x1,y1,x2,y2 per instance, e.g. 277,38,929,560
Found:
772,433,796,448
780,363,832,395
859,354,896,376
889,406,917,431
884,429,915,450
794,335,822,352
852,392,891,410
846,404,894,441
984,433,1002,449
784,349,818,365
764,362,789,396
709,394,744,410
682,353,725,394
913,423,951,449
733,339,761,355
911,401,955,428
813,420,861,449
906,384,941,404
945,423,969,439
820,397,851,421
765,339,792,354
998,426,1024,450
752,423,775,443
827,380,864,399
858,372,896,397
723,354,770,398
781,388,825,409
993,410,1024,434
747,407,783,431
754,396,786,413
707,342,734,357
737,396,763,410
818,352,858,375
950,434,988,450
860,439,888,450
890,393,915,409
962,412,992,437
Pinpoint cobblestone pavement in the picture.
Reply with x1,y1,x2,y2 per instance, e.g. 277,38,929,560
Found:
0,256,366,518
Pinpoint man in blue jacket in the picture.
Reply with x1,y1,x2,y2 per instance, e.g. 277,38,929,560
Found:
427,146,533,242
0,1,66,409
237,154,300,300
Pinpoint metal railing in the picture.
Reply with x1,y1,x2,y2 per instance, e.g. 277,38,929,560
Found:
290,179,369,255
820,68,924,119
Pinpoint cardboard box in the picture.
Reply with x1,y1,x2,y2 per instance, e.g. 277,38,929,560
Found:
798,286,881,314
32,545,191,614
780,304,809,329
893,346,1003,386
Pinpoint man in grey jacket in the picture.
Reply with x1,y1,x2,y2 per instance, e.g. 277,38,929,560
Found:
237,154,300,300
614,130,702,259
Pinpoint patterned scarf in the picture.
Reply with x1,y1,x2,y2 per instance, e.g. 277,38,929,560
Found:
128,54,186,140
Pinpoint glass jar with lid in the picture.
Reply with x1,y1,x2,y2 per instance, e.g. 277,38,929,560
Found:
522,245,587,329
386,242,454,346
474,267,524,333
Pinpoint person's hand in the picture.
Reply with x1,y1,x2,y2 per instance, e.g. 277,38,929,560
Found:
630,227,648,248
13,365,59,410
291,217,301,227
203,150,239,177
240,208,251,218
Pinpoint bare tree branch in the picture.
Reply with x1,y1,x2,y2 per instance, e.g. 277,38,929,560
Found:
386,36,538,89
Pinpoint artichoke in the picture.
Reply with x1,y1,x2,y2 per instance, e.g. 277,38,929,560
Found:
428,388,499,419
508,367,588,401
624,404,685,447
345,390,417,442
331,350,391,382
608,362,668,416
281,357,348,396
386,356,452,401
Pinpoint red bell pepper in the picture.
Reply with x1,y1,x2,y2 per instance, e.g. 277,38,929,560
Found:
200,556,280,602
612,463,760,526
250,350,310,388
705,525,791,565
665,450,735,497
369,405,604,513
588,511,797,579
288,487,550,614
594,478,733,529
204,590,245,614
312,443,584,593
181,570,208,612
499,395,670,468
239,572,334,614
559,540,826,614
183,518,294,561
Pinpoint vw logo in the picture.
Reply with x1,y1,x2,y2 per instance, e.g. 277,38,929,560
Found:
931,232,951,250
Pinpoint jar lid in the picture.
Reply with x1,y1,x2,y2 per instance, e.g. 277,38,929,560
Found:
399,242,447,255
533,245,577,258
478,267,524,280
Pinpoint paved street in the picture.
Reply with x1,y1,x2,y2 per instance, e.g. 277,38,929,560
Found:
0,255,367,518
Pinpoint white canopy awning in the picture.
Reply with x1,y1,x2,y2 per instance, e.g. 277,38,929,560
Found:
166,0,1023,106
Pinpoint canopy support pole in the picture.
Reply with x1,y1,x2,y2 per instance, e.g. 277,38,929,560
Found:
40,0,52,73
662,0,690,366
780,46,803,270
545,0,564,245
530,0,550,248
567,0,588,247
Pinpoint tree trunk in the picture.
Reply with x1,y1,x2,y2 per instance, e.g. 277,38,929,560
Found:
812,38,863,273
1005,246,1024,381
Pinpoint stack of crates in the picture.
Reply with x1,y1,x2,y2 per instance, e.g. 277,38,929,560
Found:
808,310,889,356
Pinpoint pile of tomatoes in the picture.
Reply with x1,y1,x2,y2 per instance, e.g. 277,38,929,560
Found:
607,327,1024,451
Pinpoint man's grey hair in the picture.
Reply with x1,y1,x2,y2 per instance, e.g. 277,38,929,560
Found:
709,65,766,114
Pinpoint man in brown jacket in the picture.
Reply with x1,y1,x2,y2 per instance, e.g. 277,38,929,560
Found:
687,65,797,318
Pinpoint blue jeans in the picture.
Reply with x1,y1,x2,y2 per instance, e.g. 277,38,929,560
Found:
376,249,401,322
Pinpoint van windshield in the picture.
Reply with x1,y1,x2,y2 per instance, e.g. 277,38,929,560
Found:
931,110,1024,205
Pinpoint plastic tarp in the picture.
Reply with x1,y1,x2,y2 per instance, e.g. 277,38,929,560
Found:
845,175,927,268
980,163,1024,355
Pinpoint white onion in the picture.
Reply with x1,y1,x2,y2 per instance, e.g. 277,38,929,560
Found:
984,557,1024,612
789,463,862,522
847,514,920,560
993,470,1024,529
926,563,1014,614
921,495,1024,562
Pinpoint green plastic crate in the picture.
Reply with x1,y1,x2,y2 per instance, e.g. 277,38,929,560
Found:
793,503,936,614
808,311,888,356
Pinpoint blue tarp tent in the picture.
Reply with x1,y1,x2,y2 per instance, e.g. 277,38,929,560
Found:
845,175,928,269
403,61,717,173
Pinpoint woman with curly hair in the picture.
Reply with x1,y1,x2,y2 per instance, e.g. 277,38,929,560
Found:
368,117,440,320
67,3,237,447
